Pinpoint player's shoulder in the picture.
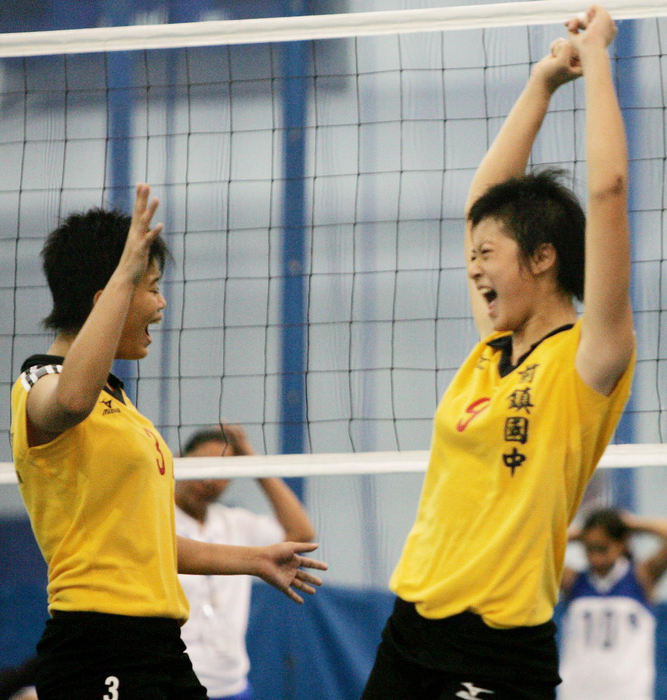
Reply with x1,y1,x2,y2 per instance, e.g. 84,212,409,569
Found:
20,353,64,373
16,354,64,392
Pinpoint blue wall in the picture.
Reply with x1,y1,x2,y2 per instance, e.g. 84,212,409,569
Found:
0,518,48,667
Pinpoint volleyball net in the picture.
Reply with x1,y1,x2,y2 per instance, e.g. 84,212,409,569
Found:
1,1,666,494
2,5,667,689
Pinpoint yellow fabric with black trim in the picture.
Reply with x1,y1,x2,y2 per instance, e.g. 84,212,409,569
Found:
390,321,634,628
11,368,189,622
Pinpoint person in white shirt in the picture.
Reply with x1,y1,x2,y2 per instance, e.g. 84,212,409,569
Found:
175,424,315,700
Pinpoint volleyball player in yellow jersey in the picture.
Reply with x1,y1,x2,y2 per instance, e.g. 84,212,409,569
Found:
10,184,327,700
362,6,635,700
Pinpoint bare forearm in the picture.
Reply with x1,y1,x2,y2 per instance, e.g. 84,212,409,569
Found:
258,478,315,541
56,272,136,415
582,47,628,202
582,46,630,291
177,535,262,576
465,71,555,339
633,518,667,590
465,76,552,213
177,536,327,605
630,516,667,541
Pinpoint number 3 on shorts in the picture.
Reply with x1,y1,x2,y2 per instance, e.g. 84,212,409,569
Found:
103,675,120,700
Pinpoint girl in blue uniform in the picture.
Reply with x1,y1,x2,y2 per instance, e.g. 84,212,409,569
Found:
559,509,667,699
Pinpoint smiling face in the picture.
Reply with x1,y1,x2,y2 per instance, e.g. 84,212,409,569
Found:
115,260,166,360
468,217,539,332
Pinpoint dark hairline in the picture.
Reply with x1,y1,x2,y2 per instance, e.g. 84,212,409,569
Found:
182,428,227,456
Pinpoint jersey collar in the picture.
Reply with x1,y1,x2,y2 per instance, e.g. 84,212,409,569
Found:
487,324,574,378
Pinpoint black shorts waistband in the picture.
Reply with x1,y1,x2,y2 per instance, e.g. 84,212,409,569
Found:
51,610,180,626
47,611,183,647
385,597,560,686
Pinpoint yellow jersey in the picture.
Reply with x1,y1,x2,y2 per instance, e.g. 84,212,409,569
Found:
11,355,189,622
390,322,634,628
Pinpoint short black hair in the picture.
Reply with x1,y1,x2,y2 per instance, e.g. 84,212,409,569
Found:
583,508,629,542
468,168,585,301
182,428,227,457
41,207,169,333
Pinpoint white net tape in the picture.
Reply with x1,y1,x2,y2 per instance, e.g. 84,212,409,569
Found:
2,443,667,485
0,0,666,58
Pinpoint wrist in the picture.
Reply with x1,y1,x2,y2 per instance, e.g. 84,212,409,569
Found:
526,74,555,101
248,546,269,578
578,41,610,66
225,544,263,576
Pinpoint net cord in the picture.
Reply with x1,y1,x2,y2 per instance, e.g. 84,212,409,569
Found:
0,0,665,58
1,443,666,484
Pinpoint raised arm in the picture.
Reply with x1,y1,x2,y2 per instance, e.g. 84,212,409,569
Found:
623,513,667,597
465,41,581,338
570,6,634,395
222,423,315,542
259,478,315,541
26,185,163,443
177,536,327,604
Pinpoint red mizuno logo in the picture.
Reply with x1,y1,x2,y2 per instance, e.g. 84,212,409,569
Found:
456,397,491,432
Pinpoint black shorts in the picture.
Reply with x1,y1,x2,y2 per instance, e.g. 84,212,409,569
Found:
34,611,207,700
362,597,559,700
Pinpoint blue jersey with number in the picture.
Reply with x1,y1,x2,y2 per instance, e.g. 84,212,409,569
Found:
559,557,655,700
